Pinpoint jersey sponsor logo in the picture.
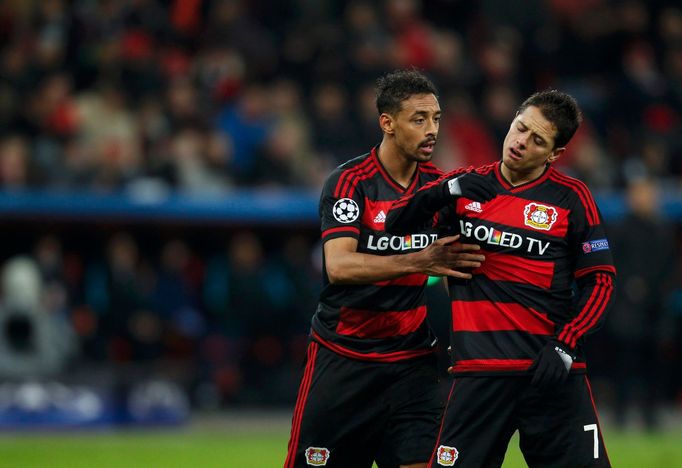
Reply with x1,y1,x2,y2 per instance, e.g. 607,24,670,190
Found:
373,209,387,225
464,201,483,212
367,233,438,251
523,203,558,231
305,447,330,466
332,198,360,223
437,445,459,466
460,220,550,255
582,238,609,253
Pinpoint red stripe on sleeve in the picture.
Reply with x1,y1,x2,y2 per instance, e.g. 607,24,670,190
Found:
559,279,600,346
321,226,360,239
565,274,613,348
374,273,428,287
549,172,599,226
451,300,555,335
559,273,613,348
347,167,378,199
474,251,555,289
334,157,373,198
575,265,616,278
336,305,427,338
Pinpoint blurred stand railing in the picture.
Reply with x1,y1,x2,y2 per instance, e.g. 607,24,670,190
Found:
0,189,681,223
0,189,320,225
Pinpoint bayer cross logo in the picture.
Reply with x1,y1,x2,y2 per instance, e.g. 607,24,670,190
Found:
523,203,558,231
332,198,360,223
531,210,549,224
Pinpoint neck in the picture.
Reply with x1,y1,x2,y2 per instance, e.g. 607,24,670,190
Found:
377,141,418,188
500,162,547,186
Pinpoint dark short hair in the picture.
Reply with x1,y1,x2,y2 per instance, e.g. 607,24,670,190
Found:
517,90,582,148
376,69,438,115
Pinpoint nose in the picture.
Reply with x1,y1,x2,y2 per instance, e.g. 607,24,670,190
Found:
516,133,529,148
426,118,438,137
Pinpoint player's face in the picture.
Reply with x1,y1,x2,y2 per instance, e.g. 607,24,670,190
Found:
389,93,440,162
502,106,564,180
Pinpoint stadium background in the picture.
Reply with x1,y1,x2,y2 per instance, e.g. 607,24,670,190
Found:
0,0,681,466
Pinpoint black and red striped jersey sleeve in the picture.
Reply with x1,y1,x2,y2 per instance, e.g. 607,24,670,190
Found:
556,181,616,350
385,167,469,235
320,159,371,242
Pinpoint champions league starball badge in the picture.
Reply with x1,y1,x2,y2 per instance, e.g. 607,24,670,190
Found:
332,198,360,223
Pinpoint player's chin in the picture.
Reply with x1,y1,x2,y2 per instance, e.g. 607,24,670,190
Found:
412,151,433,162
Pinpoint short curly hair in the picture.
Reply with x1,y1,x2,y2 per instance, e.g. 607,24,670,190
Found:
517,90,583,148
375,69,438,116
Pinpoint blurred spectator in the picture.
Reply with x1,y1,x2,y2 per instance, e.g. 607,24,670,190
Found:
310,82,359,164
215,84,273,182
0,255,75,378
0,134,31,189
607,178,677,429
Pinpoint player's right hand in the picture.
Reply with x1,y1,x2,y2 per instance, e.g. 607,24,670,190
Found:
445,173,497,202
416,234,484,279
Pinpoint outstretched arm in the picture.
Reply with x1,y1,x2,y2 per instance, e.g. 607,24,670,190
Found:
385,171,497,235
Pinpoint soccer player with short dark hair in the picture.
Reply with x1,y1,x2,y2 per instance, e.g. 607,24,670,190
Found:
284,70,490,468
385,90,616,467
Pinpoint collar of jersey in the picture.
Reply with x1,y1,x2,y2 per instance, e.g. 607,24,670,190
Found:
494,160,554,193
371,146,420,195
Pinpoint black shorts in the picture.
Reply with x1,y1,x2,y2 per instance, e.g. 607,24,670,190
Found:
429,375,610,468
285,341,443,468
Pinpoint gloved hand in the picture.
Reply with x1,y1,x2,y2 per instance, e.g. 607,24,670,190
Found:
529,340,574,389
445,172,497,202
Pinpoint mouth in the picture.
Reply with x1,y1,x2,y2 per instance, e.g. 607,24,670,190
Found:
508,147,522,161
419,140,436,155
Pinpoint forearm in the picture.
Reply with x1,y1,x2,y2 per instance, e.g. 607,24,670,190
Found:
326,250,423,284
557,269,616,350
385,179,451,235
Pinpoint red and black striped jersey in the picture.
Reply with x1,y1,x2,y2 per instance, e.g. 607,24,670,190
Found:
386,161,616,375
312,147,444,362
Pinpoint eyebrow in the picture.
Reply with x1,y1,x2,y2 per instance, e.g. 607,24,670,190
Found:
412,110,441,117
517,118,548,144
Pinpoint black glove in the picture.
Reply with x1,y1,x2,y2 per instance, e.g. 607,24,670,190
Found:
529,340,574,389
445,172,497,202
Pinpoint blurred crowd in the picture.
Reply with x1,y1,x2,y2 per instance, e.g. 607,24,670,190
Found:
0,229,321,407
0,0,682,192
0,0,682,424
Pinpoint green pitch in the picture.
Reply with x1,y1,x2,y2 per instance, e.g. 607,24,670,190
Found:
0,427,680,467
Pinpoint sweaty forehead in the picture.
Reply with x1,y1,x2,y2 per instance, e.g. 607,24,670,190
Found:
399,93,440,115
517,106,557,142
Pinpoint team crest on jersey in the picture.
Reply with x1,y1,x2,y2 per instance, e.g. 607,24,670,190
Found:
523,203,558,231
332,198,360,223
305,447,330,466
437,445,459,466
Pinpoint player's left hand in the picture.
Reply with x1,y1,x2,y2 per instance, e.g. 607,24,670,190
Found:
529,340,574,389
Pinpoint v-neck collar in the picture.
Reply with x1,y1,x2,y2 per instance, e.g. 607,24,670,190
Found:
494,160,553,193
371,146,420,195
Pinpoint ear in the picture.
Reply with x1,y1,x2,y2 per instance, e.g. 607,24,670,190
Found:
547,147,565,164
379,113,394,135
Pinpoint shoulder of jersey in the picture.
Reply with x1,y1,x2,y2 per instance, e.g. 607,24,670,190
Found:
547,166,594,197
547,166,601,224
418,161,443,176
326,152,376,198
473,162,496,175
